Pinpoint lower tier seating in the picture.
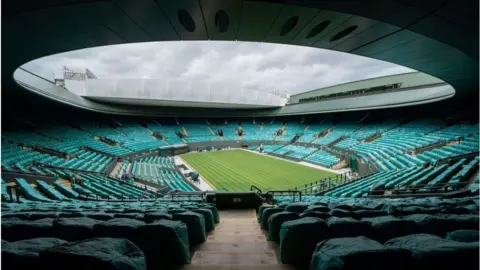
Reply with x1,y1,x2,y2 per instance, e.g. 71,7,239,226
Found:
1,201,219,269
323,156,479,197
258,195,479,267
305,151,341,168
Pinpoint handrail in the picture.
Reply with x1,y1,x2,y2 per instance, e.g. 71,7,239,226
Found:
265,190,302,204
288,172,350,194
250,185,262,194
367,181,474,197
434,151,479,166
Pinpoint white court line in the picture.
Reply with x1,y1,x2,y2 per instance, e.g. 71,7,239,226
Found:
175,156,215,191
238,148,351,175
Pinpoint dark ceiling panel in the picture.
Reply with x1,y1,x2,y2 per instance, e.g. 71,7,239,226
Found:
372,36,478,85
155,0,208,40
290,10,352,46
1,0,478,101
2,22,84,71
56,4,127,45
114,0,179,41
264,6,319,43
434,0,478,33
312,16,379,50
321,0,404,21
408,14,478,60
199,0,242,41
398,0,451,12
333,22,400,52
236,1,283,41
10,8,101,49
380,3,426,28
351,29,421,57
74,1,151,42
290,0,408,26
2,0,87,16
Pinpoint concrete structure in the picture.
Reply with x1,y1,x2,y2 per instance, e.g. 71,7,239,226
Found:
289,72,446,103
2,0,478,116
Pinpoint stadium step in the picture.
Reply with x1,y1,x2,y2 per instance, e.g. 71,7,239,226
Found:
208,126,216,136
109,162,122,177
188,209,296,269
183,126,189,136
58,179,72,188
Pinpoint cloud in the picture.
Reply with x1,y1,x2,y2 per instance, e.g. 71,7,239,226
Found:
22,41,415,94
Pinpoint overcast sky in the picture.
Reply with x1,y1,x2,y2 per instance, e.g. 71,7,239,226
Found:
23,41,415,94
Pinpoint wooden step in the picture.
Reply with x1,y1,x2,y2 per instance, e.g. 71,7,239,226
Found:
220,210,256,218
208,230,265,237
219,219,258,225
58,179,72,188
214,223,261,231
181,265,297,270
195,242,275,252
206,234,266,243
191,251,277,265
188,209,293,269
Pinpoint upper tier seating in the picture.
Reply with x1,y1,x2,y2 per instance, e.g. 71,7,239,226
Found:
349,119,402,141
314,123,361,145
297,121,333,143
183,122,219,142
241,122,264,141
215,122,239,140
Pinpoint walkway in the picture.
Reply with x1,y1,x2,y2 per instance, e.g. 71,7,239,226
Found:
183,209,296,270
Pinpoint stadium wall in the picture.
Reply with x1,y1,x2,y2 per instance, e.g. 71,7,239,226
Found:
289,72,445,103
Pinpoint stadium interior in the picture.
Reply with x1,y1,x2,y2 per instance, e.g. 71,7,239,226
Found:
1,0,479,270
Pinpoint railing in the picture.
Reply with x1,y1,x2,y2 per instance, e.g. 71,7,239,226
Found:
250,185,263,195
435,152,479,166
288,172,350,194
265,190,302,204
367,181,474,197
166,190,206,201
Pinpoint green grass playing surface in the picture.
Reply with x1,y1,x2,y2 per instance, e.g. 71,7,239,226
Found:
181,149,337,191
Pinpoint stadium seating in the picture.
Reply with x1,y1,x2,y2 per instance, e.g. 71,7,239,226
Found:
304,151,341,168
132,158,194,191
297,121,333,143
261,145,284,153
314,123,361,145
1,200,219,268
258,194,480,267
2,115,478,201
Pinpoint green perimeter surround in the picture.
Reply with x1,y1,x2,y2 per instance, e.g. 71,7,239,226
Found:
181,149,336,191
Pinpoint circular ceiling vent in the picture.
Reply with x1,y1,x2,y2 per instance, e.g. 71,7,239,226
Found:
215,10,229,33
178,10,195,32
329,25,357,42
280,16,299,36
306,20,331,39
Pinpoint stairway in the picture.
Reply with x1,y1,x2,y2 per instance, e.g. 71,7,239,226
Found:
182,127,189,136
183,209,295,270
109,162,122,178
208,126,216,136
58,179,72,188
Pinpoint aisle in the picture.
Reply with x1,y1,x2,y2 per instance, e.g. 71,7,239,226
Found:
182,209,296,269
